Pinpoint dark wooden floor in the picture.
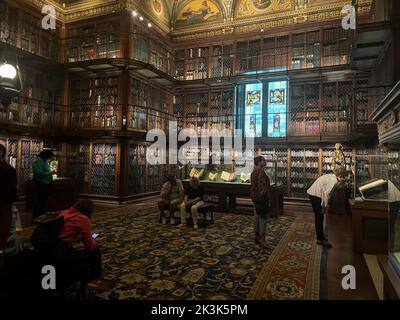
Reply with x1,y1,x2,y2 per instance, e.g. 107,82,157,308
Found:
326,213,378,299
15,199,379,300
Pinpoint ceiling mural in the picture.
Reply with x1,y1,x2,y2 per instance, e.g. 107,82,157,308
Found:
22,0,374,39
235,0,292,18
145,0,170,27
175,0,223,28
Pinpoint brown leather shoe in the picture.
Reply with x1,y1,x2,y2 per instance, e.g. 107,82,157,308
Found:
256,236,268,248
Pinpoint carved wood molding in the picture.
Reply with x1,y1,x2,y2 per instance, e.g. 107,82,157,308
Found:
372,81,400,144
21,0,372,39
170,0,373,41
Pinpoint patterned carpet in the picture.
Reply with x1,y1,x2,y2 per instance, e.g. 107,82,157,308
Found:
84,203,326,300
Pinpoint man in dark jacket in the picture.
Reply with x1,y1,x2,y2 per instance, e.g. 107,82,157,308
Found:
0,144,18,274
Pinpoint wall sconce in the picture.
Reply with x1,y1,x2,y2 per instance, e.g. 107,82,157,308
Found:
0,61,23,108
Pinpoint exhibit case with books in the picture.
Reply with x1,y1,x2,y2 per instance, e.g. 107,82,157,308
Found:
388,151,400,277
351,155,389,255
353,154,388,200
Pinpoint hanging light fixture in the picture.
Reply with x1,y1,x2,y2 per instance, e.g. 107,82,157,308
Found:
0,63,17,79
0,59,23,108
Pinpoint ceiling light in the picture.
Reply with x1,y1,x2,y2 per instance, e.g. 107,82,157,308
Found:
139,16,144,21
148,22,152,28
0,63,17,79
261,29,264,32
132,10,137,17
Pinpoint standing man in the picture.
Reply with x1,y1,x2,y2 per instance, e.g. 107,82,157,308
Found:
157,174,184,225
251,156,270,248
307,168,347,248
32,150,55,222
0,144,18,274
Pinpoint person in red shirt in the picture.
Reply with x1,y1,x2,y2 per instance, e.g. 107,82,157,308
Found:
55,199,101,297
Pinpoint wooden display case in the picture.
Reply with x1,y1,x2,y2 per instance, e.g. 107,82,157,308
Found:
350,199,388,254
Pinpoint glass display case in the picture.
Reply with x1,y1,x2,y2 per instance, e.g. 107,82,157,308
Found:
265,160,279,186
388,151,400,276
353,154,389,201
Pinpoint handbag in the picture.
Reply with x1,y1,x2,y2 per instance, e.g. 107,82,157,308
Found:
254,194,269,215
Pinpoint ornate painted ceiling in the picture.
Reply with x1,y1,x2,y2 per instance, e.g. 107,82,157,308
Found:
27,0,374,40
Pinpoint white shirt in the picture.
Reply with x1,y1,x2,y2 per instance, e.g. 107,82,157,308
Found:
389,180,400,201
307,174,338,207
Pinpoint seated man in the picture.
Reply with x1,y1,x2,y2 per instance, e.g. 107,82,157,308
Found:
56,199,102,297
179,177,205,229
157,175,184,225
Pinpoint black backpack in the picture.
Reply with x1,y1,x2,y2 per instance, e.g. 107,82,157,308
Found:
30,216,65,251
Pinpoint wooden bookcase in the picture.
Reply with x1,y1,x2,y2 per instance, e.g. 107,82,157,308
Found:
70,76,119,129
0,136,43,195
66,20,120,63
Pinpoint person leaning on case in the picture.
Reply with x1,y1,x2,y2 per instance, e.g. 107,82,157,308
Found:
307,168,347,248
251,156,271,249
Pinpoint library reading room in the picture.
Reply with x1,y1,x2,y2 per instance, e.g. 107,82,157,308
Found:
0,0,400,302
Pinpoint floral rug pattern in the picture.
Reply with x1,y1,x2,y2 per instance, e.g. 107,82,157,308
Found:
85,204,324,300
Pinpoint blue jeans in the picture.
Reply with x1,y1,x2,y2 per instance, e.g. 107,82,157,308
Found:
254,208,267,237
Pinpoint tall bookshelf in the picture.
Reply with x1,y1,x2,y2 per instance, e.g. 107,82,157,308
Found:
66,21,120,62
185,47,209,80
209,90,234,131
259,148,288,186
128,144,146,195
355,79,369,124
292,33,306,69
237,39,261,72
0,138,19,170
68,144,90,194
289,147,320,198
20,139,42,195
71,76,119,129
210,45,233,78
289,84,305,135
21,12,40,56
173,95,184,131
184,93,208,134
129,78,148,130
175,50,185,80
388,151,400,187
90,143,117,195
305,84,320,135
0,2,18,46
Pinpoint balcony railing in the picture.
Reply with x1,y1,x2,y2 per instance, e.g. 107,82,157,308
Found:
354,85,393,126
2,97,385,139
67,104,175,131
127,105,175,132
69,104,119,129
0,99,62,129
178,108,351,138
63,31,175,76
